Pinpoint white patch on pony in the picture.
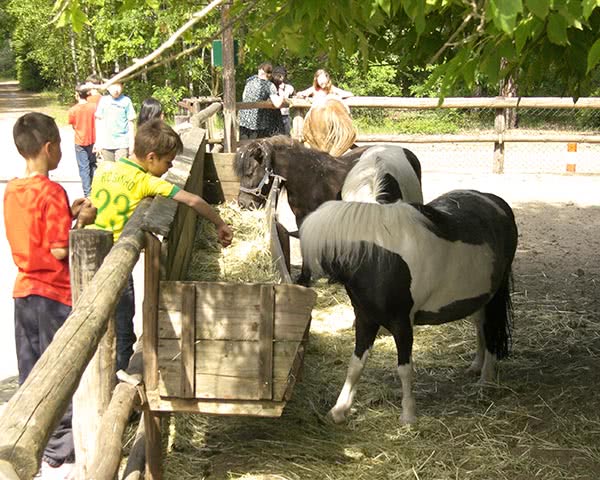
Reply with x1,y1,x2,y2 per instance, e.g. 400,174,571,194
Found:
398,363,416,424
329,350,370,424
300,200,494,316
341,146,423,204
275,186,298,233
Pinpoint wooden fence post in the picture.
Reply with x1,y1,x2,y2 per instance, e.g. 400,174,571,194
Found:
493,107,506,174
221,0,237,153
143,232,163,480
70,230,115,480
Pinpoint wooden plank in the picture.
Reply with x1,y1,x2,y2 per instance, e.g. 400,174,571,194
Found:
273,285,317,340
271,219,293,284
258,286,274,400
220,181,240,201
157,340,300,400
212,152,238,182
158,282,263,340
144,233,162,393
180,284,196,398
239,96,600,110
146,390,285,417
144,411,162,480
158,282,315,341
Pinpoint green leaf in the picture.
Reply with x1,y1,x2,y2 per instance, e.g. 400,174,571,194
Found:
70,4,89,33
547,12,569,45
582,0,600,20
525,0,549,18
489,0,524,33
586,38,600,72
514,18,531,53
377,0,392,16
145,0,160,9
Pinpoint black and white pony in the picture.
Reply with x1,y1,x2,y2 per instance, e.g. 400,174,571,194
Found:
299,190,518,424
233,136,423,284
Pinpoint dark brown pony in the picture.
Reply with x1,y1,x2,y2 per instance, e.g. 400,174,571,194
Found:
233,135,422,285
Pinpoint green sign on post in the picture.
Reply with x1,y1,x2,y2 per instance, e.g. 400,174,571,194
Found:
211,40,239,67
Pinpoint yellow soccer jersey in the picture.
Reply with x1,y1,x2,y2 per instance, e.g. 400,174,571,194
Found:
89,158,180,240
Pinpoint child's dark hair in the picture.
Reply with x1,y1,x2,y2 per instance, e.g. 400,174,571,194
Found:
13,112,60,158
272,66,287,86
77,84,91,100
134,119,183,158
138,97,163,127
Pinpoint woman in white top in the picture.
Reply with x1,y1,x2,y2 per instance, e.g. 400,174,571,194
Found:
272,66,295,135
296,69,353,106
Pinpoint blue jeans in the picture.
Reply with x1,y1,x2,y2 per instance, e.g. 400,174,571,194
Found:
75,144,97,197
116,274,136,372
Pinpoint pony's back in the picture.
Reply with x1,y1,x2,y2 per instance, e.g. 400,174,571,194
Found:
341,146,424,204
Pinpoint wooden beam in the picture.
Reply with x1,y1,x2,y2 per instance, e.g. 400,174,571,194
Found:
355,133,600,144
237,96,600,110
190,102,222,128
258,286,274,400
180,284,196,398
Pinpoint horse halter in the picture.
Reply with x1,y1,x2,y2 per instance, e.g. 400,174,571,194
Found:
239,168,287,201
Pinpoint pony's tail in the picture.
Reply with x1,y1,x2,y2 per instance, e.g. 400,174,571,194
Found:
483,271,514,360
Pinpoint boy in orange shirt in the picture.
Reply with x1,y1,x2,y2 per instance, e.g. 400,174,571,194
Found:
4,112,94,477
68,85,97,197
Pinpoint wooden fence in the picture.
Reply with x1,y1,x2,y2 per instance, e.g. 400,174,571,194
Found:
227,96,600,173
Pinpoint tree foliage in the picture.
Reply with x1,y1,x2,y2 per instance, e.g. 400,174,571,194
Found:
4,0,600,100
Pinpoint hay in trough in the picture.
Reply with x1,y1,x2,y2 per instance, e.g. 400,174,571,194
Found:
185,202,279,284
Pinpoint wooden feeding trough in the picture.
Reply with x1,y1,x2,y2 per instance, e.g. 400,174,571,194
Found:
143,128,315,426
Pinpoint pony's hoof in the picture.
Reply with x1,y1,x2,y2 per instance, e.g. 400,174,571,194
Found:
328,407,347,424
401,412,417,425
467,362,482,374
295,276,312,287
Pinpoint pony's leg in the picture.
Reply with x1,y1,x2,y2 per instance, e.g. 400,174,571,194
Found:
388,318,416,424
467,309,486,374
295,260,312,287
329,316,379,424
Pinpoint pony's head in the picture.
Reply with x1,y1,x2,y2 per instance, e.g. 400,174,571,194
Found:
234,135,294,208
303,98,357,157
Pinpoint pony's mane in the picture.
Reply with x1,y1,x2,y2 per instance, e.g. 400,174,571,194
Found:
341,146,424,204
303,98,356,157
299,200,429,277
233,135,303,177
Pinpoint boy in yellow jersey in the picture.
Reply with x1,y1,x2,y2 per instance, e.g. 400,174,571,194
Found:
90,119,233,371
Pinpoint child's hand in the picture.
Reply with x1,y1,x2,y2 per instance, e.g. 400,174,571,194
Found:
217,223,233,247
70,198,88,218
76,204,97,229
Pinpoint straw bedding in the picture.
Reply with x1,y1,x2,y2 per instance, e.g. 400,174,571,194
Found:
132,201,600,479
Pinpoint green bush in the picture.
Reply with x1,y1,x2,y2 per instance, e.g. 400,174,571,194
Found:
16,58,46,91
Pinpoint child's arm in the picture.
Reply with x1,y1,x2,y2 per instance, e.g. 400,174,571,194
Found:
332,86,353,99
173,190,233,247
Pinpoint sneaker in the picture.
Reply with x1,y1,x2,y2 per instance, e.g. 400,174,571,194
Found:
39,460,75,480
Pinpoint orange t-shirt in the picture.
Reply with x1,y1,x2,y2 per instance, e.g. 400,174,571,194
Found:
68,101,96,146
4,176,73,306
